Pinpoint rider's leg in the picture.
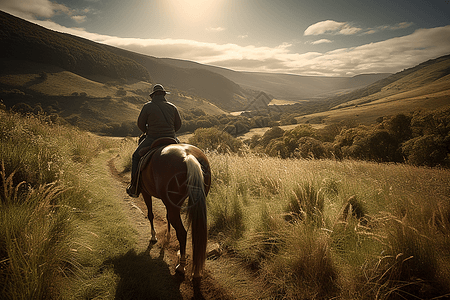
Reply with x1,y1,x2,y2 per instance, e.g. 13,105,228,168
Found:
127,136,154,197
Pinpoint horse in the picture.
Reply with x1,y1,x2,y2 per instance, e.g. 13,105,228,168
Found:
139,142,211,279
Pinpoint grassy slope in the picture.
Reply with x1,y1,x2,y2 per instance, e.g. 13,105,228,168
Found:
0,111,138,299
296,58,450,125
0,59,226,128
2,111,450,299
204,152,450,299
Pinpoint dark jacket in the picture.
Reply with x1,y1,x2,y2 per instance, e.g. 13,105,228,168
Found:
137,94,182,137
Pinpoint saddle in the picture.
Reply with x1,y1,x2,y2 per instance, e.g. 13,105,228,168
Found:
139,137,178,169
134,137,179,194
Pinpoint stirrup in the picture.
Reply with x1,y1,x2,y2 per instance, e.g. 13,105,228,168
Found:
126,184,139,198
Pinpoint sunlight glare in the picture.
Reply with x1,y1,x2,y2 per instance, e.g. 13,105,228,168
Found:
164,0,226,25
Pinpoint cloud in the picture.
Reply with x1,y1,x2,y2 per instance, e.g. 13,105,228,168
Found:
8,17,450,77
0,0,58,18
363,22,414,35
296,26,450,76
71,15,86,23
390,22,413,30
0,0,85,22
308,39,333,45
304,20,362,36
304,20,413,37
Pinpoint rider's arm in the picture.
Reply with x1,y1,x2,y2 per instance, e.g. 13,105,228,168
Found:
137,105,149,133
174,108,182,132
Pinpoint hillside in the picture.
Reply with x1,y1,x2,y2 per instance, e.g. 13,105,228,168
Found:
1,10,449,135
95,44,256,111
294,54,450,125
0,11,149,81
0,11,255,112
160,58,391,101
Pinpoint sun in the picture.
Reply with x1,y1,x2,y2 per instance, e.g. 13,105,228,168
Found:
164,0,226,25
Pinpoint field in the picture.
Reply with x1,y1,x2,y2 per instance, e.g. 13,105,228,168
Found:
204,153,450,299
1,110,450,299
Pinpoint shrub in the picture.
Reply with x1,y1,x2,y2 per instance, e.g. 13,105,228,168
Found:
260,126,285,147
188,127,243,153
402,134,448,167
295,136,331,159
265,139,288,158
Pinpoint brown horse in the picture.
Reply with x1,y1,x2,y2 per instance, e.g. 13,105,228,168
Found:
139,143,211,278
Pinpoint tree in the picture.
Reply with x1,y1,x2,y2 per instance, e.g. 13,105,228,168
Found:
295,137,330,159
383,113,412,141
402,135,448,167
283,124,315,153
265,139,288,158
260,126,285,147
189,127,243,153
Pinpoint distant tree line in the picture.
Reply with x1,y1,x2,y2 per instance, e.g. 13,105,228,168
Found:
189,107,450,168
178,107,297,136
7,96,450,167
252,107,450,167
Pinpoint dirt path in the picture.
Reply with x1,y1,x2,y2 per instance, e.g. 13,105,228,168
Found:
106,155,232,300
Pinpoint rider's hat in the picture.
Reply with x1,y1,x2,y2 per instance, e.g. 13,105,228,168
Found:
150,84,169,96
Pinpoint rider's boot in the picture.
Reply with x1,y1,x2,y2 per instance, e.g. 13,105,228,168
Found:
126,172,140,198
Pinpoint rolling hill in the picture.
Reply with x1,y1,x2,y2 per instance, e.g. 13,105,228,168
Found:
294,54,450,125
0,10,253,112
160,57,391,101
0,10,389,111
0,10,449,134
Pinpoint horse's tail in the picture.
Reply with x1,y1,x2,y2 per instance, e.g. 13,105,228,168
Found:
184,154,207,277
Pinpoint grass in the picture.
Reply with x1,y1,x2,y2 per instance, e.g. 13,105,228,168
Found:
2,109,450,299
0,110,136,299
205,153,450,299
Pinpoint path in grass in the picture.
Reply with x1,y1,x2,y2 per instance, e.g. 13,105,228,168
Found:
106,154,231,300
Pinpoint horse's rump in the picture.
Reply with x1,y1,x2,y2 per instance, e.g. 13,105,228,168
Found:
141,143,210,206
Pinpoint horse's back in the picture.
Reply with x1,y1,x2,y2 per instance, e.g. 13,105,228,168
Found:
141,143,210,199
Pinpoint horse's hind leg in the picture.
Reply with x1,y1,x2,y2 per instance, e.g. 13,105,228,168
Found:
167,208,187,275
142,192,157,243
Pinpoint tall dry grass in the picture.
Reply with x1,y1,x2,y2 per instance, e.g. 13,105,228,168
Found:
17,116,450,299
206,152,450,299
0,167,76,299
0,111,135,299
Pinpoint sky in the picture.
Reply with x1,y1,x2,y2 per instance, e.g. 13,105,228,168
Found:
1,0,450,77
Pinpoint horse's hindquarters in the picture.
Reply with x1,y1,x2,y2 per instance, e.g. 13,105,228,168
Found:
140,143,210,278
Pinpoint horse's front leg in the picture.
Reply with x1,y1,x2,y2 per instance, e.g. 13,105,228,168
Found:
142,192,157,243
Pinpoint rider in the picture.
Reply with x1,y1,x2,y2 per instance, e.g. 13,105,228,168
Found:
126,84,182,197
